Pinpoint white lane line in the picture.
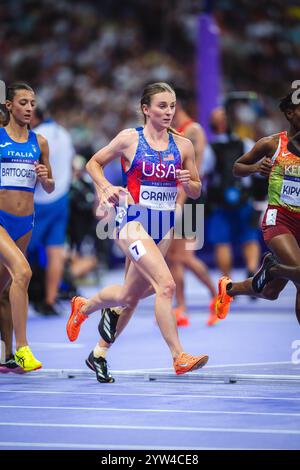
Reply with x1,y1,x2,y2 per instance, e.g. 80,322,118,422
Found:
205,361,293,369
1,361,293,376
0,442,258,450
0,422,299,435
0,405,299,417
29,343,84,350
0,390,300,401
10,361,296,372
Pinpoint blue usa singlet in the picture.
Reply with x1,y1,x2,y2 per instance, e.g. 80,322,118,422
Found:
117,127,182,244
121,127,181,209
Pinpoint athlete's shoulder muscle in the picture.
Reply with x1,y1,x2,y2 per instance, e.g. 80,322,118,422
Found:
185,122,204,135
36,133,48,153
112,128,138,151
172,132,193,149
173,134,195,165
256,134,280,156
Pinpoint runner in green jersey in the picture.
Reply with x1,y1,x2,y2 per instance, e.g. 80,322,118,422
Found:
215,91,300,325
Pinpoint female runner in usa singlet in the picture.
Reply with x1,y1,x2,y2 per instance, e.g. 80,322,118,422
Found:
66,82,209,380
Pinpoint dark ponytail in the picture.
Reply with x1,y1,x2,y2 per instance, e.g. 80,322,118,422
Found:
279,92,299,121
6,82,34,102
5,82,34,126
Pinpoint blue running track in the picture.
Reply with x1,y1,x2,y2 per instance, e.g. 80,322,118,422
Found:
1,269,299,450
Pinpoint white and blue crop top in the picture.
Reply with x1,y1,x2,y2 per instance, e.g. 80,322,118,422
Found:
0,127,41,192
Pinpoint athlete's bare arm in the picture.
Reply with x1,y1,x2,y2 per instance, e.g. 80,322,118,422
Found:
184,123,206,172
233,135,279,178
36,134,55,193
175,124,205,207
176,136,201,200
86,129,137,206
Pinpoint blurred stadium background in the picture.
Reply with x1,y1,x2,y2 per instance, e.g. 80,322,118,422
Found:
2,0,298,143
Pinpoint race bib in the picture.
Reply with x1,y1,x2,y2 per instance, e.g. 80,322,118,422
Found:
265,208,277,226
1,161,36,189
139,181,177,210
280,176,300,207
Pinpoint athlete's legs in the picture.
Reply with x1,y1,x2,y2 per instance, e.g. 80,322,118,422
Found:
167,238,186,309
45,246,65,305
216,242,286,321
227,233,300,301
268,232,300,266
266,234,300,319
242,240,260,274
81,223,183,357
119,233,182,357
182,250,217,297
110,261,156,337
0,262,13,359
167,235,218,325
96,255,155,350
168,237,216,302
238,204,260,275
0,285,12,358
0,230,34,357
264,263,300,284
215,243,232,276
0,228,32,350
82,229,170,315
228,277,287,299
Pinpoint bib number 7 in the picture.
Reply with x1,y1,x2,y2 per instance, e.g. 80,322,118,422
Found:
128,240,146,261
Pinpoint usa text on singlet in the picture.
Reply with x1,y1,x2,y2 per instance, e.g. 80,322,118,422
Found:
121,127,181,211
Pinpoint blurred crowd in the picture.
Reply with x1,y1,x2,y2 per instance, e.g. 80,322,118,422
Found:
1,0,192,153
217,0,300,139
2,0,298,150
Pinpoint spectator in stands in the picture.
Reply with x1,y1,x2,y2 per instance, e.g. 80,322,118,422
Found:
205,107,260,278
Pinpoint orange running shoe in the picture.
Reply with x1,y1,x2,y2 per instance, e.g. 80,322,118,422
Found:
215,276,233,320
174,352,209,375
173,306,190,327
66,296,89,342
206,296,219,326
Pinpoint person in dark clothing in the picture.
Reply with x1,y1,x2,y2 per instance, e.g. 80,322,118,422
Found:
205,107,260,278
